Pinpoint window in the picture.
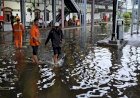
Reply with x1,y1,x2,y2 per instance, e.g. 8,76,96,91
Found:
34,9,41,19
5,13,10,22
46,12,49,21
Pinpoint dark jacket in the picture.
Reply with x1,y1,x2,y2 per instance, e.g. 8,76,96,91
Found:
45,27,63,47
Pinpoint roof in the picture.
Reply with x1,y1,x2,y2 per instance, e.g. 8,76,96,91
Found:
5,0,113,6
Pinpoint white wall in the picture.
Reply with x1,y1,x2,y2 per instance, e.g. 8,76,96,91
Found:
4,1,112,24
5,1,21,17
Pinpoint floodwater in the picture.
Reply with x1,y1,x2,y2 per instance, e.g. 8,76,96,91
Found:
0,25,140,98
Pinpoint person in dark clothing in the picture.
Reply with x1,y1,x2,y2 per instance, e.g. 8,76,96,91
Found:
45,22,63,65
10,12,15,42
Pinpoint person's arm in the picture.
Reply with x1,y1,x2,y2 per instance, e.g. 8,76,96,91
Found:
45,30,52,45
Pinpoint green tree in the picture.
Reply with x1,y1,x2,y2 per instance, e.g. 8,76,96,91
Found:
123,12,131,19
123,12,131,25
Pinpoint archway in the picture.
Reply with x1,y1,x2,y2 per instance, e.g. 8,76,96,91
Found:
2,7,12,22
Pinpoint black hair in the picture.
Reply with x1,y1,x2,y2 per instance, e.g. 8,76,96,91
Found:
34,18,39,22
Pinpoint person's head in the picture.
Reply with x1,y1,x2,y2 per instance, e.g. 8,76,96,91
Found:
16,14,18,16
34,18,39,26
16,17,20,23
54,22,60,27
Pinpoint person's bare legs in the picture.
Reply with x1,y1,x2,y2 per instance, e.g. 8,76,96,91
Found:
53,54,58,64
32,55,39,64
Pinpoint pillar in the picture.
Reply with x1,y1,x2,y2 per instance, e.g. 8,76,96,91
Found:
111,0,117,40
91,0,95,34
61,0,64,28
2,0,4,17
20,0,26,26
0,0,1,15
131,0,135,35
52,0,56,25
83,0,87,32
137,0,140,34
80,0,87,49
44,0,47,27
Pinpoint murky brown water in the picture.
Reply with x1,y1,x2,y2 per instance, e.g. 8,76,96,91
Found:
0,25,140,98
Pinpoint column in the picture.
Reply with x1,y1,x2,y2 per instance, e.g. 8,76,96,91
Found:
44,0,47,27
52,0,56,25
20,0,26,26
111,0,117,40
137,0,140,34
131,0,135,35
91,0,95,34
20,0,26,42
0,0,1,15
83,0,87,32
2,0,4,17
80,0,87,49
61,0,64,28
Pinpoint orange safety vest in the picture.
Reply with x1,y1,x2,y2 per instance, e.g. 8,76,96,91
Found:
13,23,24,39
30,24,41,46
13,23,24,48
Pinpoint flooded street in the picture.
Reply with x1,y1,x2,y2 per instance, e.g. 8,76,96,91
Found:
0,25,140,98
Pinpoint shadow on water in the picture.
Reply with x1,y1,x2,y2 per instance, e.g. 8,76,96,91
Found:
1,26,140,98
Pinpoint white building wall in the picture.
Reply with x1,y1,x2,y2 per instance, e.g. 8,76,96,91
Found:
4,1,112,25
5,1,21,17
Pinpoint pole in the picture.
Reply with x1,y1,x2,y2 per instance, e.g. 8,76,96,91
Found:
20,0,26,41
83,0,87,32
131,0,135,35
20,0,26,26
91,0,95,34
111,0,117,40
52,0,56,25
61,0,64,29
0,0,1,15
137,0,140,34
3,0,4,18
44,0,47,27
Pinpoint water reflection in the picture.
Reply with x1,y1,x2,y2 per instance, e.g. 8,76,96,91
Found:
1,26,140,98
19,66,39,98
124,26,130,33
65,45,140,98
38,67,74,98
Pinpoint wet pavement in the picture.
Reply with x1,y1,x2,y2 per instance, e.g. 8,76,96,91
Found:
0,25,140,98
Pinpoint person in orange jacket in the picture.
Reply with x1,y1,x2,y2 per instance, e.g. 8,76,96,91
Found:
30,18,42,64
13,17,25,49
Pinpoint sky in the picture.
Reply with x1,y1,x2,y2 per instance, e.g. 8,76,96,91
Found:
126,0,132,9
